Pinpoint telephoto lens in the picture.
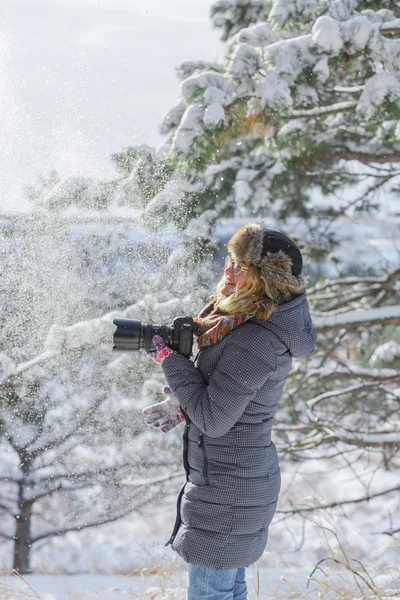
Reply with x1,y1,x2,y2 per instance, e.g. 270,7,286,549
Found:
112,316,194,357
112,319,173,353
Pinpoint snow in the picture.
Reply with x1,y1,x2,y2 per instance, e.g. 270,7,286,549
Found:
227,42,262,78
203,102,226,127
3,556,398,599
144,175,193,221
369,341,400,367
258,70,293,109
380,18,400,31
231,22,280,47
341,15,375,53
357,73,400,119
258,33,318,109
289,99,358,117
268,0,319,28
0,567,313,600
312,56,330,83
234,180,252,203
0,572,186,600
328,0,357,22
203,85,230,105
159,101,186,136
0,353,16,382
312,305,400,331
311,16,343,53
180,71,232,104
169,103,206,154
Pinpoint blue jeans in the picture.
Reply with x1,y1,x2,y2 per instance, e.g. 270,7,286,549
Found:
187,564,248,600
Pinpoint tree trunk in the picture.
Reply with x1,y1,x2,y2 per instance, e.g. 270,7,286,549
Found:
13,493,34,573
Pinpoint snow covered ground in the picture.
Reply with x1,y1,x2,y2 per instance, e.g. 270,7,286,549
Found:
1,566,314,600
2,554,399,599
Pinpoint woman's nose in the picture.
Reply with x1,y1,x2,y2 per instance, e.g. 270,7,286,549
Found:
224,263,233,274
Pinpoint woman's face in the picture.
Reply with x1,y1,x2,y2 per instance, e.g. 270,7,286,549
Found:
220,257,249,297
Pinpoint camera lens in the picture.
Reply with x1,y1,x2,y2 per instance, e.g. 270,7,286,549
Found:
112,319,175,352
112,319,142,351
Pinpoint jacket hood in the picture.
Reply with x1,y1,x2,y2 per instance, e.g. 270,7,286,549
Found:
254,293,316,357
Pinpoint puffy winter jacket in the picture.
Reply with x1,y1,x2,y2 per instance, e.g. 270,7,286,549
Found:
161,293,316,569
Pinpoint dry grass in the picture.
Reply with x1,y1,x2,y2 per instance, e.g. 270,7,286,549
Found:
0,570,40,599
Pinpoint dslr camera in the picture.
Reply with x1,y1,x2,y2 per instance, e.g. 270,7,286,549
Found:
112,316,194,358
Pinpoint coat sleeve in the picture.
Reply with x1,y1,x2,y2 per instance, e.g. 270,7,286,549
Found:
161,324,277,438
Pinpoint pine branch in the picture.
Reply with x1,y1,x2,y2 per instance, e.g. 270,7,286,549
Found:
312,304,400,332
330,150,400,164
309,267,399,293
333,85,364,94
291,364,398,383
380,23,400,37
288,100,358,118
276,484,400,514
322,429,400,448
307,381,392,411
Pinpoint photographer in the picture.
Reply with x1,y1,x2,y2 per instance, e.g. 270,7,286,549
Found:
143,223,316,600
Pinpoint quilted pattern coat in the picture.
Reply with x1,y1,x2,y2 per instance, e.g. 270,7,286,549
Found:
162,293,316,569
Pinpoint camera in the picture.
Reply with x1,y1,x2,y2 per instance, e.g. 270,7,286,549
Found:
112,316,194,358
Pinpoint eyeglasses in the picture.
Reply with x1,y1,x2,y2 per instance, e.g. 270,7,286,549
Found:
224,256,249,276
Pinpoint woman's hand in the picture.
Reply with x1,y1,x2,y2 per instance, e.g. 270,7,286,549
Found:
142,386,185,433
146,335,175,365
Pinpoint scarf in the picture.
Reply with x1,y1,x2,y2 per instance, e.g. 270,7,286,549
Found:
193,299,254,349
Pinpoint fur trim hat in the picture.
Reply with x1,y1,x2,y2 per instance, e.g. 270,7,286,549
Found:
227,223,307,303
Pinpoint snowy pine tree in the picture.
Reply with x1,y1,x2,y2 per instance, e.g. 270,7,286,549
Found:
146,0,400,259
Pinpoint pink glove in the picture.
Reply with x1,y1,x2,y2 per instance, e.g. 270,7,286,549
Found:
146,335,175,365
142,386,185,433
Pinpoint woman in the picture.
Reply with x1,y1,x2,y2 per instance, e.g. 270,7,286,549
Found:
143,223,316,600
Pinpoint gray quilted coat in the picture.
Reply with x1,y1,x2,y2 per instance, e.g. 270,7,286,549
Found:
162,293,316,569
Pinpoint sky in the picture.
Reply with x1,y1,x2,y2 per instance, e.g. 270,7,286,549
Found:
0,0,223,209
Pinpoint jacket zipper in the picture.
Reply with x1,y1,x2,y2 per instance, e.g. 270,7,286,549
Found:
198,433,209,485
165,413,190,547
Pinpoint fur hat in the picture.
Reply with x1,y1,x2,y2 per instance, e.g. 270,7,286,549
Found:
227,223,307,303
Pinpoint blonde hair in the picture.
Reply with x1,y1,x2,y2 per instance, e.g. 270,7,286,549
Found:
214,264,276,320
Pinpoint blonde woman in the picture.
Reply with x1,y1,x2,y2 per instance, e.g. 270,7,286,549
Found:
144,223,316,600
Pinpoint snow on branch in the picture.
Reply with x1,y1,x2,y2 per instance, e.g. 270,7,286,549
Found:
309,268,399,293
333,85,364,94
330,150,400,164
292,364,399,383
277,484,400,515
380,21,400,37
312,305,400,332
12,350,58,377
287,100,358,118
321,429,400,448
